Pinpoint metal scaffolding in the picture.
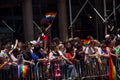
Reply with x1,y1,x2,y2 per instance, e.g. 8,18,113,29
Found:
68,0,120,39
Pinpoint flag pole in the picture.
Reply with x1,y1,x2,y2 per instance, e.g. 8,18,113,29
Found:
33,20,42,33
50,13,57,25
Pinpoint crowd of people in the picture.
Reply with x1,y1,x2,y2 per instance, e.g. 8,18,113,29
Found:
0,31,120,79
0,19,120,79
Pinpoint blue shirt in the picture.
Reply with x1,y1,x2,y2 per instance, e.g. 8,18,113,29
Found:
32,52,45,60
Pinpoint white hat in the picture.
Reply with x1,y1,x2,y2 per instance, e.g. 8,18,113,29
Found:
30,40,37,45
105,34,110,39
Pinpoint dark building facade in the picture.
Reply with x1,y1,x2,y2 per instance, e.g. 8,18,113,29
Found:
0,0,120,42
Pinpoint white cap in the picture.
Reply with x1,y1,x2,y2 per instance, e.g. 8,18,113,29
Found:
30,40,37,45
105,34,110,39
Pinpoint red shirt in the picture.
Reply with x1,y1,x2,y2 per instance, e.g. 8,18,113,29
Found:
66,52,75,64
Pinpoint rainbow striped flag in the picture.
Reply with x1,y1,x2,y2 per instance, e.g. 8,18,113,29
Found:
18,64,28,78
45,12,56,18
18,56,28,78
83,39,91,46
37,36,41,42
45,12,56,22
109,56,117,80
97,57,102,64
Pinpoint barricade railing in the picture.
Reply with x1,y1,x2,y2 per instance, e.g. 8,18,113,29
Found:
35,57,108,80
1,57,120,80
79,57,108,80
0,63,35,80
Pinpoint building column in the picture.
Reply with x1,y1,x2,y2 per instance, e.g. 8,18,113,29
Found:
22,0,34,41
58,0,68,41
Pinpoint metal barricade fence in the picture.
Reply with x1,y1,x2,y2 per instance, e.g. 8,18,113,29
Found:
36,60,65,80
35,58,108,80
0,63,36,80
79,57,108,80
1,57,120,80
36,60,49,80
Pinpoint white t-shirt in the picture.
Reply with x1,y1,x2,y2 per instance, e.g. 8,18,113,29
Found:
85,46,95,54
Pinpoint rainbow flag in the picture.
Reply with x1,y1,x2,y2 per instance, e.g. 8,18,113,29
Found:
109,56,117,80
97,57,102,64
45,12,56,22
18,65,29,78
83,39,91,46
45,12,56,18
37,36,41,42
18,56,28,78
